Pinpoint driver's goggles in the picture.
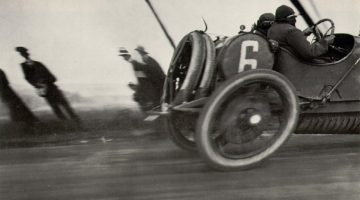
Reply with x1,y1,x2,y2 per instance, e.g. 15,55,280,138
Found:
286,14,299,19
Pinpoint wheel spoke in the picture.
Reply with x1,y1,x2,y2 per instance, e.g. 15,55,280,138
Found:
214,132,228,147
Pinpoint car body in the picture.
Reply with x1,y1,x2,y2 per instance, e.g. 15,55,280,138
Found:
162,19,360,170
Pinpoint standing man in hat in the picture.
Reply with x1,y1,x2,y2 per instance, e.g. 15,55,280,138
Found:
118,47,165,112
267,5,334,60
134,46,165,104
15,47,81,123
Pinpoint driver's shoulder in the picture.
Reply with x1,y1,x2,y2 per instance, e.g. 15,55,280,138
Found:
269,23,299,37
283,24,301,34
271,23,296,30
286,26,305,39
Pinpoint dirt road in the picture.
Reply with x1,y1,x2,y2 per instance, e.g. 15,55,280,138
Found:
0,133,359,200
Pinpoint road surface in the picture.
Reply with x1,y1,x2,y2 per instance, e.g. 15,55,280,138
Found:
0,133,360,200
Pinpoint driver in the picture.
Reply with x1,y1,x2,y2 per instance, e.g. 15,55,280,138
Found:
267,5,334,61
253,13,275,37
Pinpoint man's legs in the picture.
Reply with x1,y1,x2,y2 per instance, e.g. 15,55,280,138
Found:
45,85,68,120
50,87,81,123
45,96,67,120
59,97,81,122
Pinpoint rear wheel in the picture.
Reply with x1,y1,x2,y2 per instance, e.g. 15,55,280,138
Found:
196,69,299,170
165,111,197,151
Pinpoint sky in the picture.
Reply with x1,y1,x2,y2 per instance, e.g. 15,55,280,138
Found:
0,0,359,98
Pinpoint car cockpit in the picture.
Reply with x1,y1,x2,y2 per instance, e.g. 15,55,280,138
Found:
326,33,354,62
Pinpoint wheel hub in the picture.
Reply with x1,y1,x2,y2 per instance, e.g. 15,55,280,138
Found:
249,114,262,125
220,95,271,144
236,108,263,128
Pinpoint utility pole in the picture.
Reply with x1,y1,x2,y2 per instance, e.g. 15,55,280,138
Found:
290,0,315,27
145,0,176,50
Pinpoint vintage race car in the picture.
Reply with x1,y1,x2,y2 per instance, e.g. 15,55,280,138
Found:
161,18,360,171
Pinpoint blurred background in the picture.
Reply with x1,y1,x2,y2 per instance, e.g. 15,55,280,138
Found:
0,0,358,136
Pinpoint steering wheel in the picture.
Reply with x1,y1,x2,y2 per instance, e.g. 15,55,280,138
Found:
310,18,335,41
310,18,346,58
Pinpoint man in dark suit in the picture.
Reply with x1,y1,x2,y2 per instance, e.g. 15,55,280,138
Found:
134,46,165,106
118,47,165,112
15,47,80,123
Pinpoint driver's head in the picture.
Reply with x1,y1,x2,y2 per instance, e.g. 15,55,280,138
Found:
257,13,275,30
275,5,297,26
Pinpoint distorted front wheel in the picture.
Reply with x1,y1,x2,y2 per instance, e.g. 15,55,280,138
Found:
163,32,216,151
196,69,299,170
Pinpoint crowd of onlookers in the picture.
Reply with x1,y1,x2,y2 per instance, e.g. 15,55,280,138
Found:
0,45,165,132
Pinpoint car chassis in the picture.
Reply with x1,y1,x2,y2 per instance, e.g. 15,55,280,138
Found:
160,18,360,171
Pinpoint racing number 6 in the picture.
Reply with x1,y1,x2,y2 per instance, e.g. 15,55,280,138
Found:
238,40,259,72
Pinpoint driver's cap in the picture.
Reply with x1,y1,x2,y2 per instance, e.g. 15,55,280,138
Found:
257,13,275,27
275,5,296,21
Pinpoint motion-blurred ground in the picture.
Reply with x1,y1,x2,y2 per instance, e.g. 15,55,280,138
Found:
0,84,164,148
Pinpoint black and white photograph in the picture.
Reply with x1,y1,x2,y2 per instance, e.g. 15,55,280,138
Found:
0,0,359,199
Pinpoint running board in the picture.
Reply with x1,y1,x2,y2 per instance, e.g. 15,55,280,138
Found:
146,97,208,116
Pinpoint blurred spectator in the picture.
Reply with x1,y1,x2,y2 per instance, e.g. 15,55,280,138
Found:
134,46,165,102
15,47,81,123
0,68,39,126
118,46,165,112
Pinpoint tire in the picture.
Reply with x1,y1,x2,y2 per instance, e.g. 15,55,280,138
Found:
164,111,197,151
195,33,216,98
196,69,299,170
163,31,207,151
170,31,206,105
